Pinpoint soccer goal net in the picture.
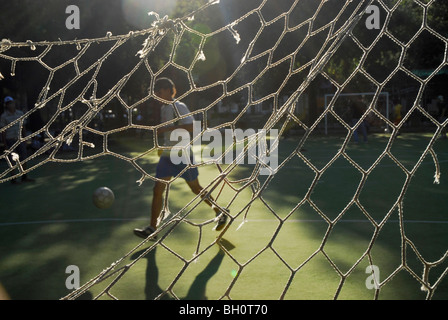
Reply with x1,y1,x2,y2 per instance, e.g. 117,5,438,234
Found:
1,0,447,300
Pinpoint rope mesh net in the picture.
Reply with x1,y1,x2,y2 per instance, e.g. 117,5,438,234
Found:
1,0,447,300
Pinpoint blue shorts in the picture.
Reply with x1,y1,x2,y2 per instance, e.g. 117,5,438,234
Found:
156,155,199,181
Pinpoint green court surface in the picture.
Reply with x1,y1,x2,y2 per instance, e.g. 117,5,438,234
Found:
1,132,447,300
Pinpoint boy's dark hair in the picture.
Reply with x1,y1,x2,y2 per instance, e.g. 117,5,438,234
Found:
154,77,175,93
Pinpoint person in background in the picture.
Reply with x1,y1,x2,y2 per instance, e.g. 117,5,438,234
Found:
0,96,35,184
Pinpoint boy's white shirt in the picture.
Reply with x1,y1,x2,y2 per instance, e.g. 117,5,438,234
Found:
159,102,196,158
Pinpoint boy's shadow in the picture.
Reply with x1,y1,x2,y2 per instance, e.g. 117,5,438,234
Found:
131,238,235,300
131,247,166,300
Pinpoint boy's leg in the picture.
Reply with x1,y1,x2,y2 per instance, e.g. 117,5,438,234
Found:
186,179,219,213
186,178,228,230
150,178,170,229
134,177,171,239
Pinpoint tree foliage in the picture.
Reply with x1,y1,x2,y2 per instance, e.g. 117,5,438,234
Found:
1,0,446,113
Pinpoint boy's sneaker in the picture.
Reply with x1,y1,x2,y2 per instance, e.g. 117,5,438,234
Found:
133,226,157,240
215,212,228,231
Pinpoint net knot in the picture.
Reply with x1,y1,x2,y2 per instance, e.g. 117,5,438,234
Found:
0,38,12,53
137,12,182,58
152,14,181,33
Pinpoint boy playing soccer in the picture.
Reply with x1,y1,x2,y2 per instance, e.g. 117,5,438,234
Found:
133,78,227,239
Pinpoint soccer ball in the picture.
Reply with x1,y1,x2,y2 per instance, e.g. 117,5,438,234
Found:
93,187,115,209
